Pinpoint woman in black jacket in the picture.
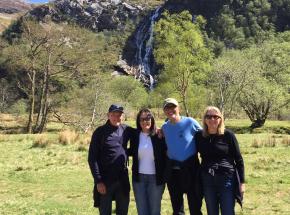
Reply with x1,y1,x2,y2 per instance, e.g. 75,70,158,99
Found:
129,108,167,215
196,106,245,215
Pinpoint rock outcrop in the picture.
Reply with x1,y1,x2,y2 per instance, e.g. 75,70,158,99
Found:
27,0,144,31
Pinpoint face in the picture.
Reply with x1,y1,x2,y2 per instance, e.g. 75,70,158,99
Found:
139,112,152,133
108,111,123,127
204,110,221,132
163,104,180,122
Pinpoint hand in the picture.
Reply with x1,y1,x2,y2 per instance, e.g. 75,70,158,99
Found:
240,183,245,194
156,128,164,139
97,182,106,195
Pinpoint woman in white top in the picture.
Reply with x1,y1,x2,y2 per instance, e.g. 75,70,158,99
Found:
129,108,167,215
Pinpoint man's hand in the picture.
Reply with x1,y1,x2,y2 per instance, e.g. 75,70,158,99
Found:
156,128,164,139
97,182,106,195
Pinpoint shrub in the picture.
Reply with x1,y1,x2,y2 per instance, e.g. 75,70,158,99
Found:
76,136,90,151
58,130,79,145
252,138,263,148
0,134,6,142
282,136,290,147
264,136,277,147
32,134,50,148
8,99,27,116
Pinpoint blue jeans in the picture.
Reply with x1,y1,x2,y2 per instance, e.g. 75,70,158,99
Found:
201,171,235,215
133,174,165,215
99,181,129,215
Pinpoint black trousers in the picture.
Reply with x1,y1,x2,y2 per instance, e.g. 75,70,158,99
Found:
167,156,203,215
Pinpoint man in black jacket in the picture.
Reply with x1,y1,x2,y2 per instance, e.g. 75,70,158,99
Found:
88,104,132,215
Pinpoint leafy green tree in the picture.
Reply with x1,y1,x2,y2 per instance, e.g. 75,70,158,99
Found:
210,49,260,117
154,11,212,116
52,73,118,132
109,76,149,111
191,0,289,50
238,41,290,127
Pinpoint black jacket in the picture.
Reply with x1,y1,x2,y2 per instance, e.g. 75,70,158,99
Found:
88,121,133,207
128,129,167,185
196,129,245,207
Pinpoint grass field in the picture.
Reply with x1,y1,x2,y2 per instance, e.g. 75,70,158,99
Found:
0,118,290,214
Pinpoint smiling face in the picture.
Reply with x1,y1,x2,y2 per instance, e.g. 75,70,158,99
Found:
108,111,123,127
139,112,152,133
163,104,180,123
204,109,222,134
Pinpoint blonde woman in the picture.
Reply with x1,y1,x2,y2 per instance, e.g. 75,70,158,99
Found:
196,106,245,215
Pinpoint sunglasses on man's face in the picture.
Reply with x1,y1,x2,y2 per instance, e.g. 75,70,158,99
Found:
205,115,221,120
164,104,177,110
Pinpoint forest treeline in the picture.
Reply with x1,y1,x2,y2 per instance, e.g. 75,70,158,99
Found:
0,0,289,133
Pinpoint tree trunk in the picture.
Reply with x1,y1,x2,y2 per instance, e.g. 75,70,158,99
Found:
182,94,189,117
37,104,49,133
250,118,266,128
34,54,50,133
84,92,98,133
27,70,36,133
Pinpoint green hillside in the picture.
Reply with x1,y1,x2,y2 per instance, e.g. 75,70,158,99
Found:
0,0,289,133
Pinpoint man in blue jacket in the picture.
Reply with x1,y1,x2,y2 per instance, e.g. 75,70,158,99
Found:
162,98,203,215
88,104,131,215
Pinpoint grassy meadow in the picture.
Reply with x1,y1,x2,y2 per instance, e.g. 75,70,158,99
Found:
0,115,290,214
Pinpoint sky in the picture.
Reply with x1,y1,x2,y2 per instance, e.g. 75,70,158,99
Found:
27,0,50,3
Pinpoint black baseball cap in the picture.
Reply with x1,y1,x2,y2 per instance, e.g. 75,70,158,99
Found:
108,104,124,113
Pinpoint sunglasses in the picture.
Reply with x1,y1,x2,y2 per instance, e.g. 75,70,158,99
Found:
205,115,221,120
140,115,152,122
164,104,177,110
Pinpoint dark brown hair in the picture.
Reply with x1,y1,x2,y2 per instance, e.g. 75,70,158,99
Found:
136,108,156,136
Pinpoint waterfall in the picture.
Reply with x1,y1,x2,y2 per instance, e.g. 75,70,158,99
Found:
135,6,161,90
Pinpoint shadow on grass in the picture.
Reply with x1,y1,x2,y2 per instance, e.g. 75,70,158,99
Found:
227,126,290,134
0,125,26,134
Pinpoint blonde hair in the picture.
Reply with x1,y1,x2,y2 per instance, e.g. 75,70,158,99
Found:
202,106,225,137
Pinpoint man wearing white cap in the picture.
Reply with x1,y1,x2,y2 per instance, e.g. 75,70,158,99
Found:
162,98,203,215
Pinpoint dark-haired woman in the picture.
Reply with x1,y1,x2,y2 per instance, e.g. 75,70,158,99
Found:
129,108,167,215
196,106,245,215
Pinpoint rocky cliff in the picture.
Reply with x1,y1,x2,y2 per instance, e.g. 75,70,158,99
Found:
27,0,145,31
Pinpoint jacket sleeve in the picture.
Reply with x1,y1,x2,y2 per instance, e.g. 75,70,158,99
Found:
229,130,245,183
126,126,136,156
195,131,202,153
88,127,103,184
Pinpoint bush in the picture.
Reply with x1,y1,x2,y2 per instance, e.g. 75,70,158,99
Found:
8,99,27,116
32,134,50,148
282,136,290,147
252,136,277,148
58,130,79,145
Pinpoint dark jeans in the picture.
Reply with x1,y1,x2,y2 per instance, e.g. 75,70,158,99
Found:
133,174,165,215
99,181,129,215
166,156,203,215
201,171,235,215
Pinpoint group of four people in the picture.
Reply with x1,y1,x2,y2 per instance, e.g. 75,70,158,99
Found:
88,98,245,215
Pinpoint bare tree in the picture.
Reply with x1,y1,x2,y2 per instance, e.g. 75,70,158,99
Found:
3,19,99,133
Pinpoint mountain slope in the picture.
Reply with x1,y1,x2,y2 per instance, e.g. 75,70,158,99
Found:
0,0,31,33
0,0,31,14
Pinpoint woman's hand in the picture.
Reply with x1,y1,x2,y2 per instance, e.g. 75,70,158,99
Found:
240,183,245,194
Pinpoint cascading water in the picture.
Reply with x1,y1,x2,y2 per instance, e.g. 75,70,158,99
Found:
134,6,161,90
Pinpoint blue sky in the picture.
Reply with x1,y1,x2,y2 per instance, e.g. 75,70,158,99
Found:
28,0,50,3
